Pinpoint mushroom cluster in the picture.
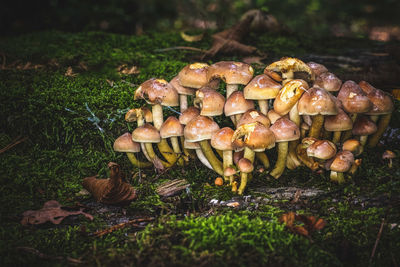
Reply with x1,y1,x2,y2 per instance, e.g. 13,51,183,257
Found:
114,58,394,194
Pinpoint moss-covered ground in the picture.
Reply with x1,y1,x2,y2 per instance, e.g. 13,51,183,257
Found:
0,30,399,266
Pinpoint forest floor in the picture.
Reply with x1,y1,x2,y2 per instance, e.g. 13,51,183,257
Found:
0,30,400,266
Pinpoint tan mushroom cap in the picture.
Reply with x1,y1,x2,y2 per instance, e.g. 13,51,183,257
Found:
184,140,200,149
324,108,353,131
352,115,377,136
237,109,271,127
224,91,254,117
184,115,220,142
211,127,235,151
267,109,284,124
274,79,309,115
301,122,310,131
194,87,225,116
382,150,396,160
265,57,315,82
358,81,394,115
125,107,153,123
114,132,140,153
134,78,179,106
233,150,244,164
337,81,372,114
243,74,282,100
307,140,337,160
169,76,195,96
270,117,300,142
342,139,362,156
132,123,161,143
179,107,200,125
178,63,209,89
224,167,237,177
314,72,342,92
160,116,184,138
238,158,254,173
307,62,328,76
298,86,338,115
232,122,276,152
207,61,254,85
329,151,354,172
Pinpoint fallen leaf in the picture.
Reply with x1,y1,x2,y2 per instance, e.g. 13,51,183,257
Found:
117,64,140,75
65,66,77,77
180,31,204,42
279,212,326,237
21,200,93,225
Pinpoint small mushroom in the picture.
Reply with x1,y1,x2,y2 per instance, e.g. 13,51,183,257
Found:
211,127,235,183
382,150,396,168
265,57,315,84
113,132,152,168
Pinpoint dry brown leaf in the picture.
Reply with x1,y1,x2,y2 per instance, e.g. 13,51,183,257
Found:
242,56,267,65
117,64,140,75
279,212,326,237
180,31,204,42
65,66,77,77
21,200,93,225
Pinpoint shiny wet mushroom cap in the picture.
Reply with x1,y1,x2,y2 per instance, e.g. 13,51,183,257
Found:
207,61,254,85
179,106,200,125
178,63,210,89
184,116,220,143
307,61,328,76
224,91,254,117
306,140,337,160
132,123,161,143
237,109,271,127
194,87,225,116
337,81,372,114
113,132,140,153
314,72,342,92
244,74,281,100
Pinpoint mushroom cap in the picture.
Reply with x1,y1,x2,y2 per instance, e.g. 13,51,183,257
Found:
194,87,225,116
267,109,284,124
224,91,254,117
314,72,342,92
298,86,338,115
301,122,310,130
233,150,244,164
224,166,237,177
329,151,354,172
306,140,337,160
265,57,315,82
238,158,254,173
243,74,282,100
178,63,210,89
337,81,372,114
134,78,179,106
207,61,254,85
211,127,235,151
270,117,300,142
324,108,353,132
274,79,309,115
184,140,200,149
125,107,153,123
169,76,195,96
307,61,328,76
382,150,396,159
184,115,220,142
232,122,276,152
237,109,271,127
160,116,184,138
352,115,377,136
132,123,161,143
179,107,200,125
359,81,394,115
114,132,141,153
342,139,362,156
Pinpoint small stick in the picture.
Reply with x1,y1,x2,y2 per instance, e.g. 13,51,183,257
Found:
0,136,28,154
92,217,155,237
369,218,385,264
154,46,205,53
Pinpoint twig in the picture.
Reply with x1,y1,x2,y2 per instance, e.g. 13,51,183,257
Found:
154,46,205,53
92,217,155,237
16,246,84,264
369,218,385,264
0,136,28,154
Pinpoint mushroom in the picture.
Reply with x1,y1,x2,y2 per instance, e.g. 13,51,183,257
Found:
382,150,395,168
169,76,195,112
267,109,285,124
134,78,179,130
269,117,300,178
306,62,328,77
306,139,337,168
296,137,319,170
352,115,377,153
359,81,394,148
243,74,281,115
194,87,225,117
113,132,152,168
125,107,153,126
179,106,200,159
342,139,362,175
215,177,224,186
160,116,185,166
314,72,342,93
224,91,254,125
298,86,338,138
184,116,223,175
237,158,254,194
184,140,213,170
207,61,254,98
211,127,235,183
265,57,315,84
300,122,310,139
324,108,353,144
327,151,354,183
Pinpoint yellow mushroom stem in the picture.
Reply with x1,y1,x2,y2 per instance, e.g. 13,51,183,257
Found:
144,143,174,169
195,148,214,170
270,142,289,179
238,147,255,195
330,171,345,184
286,150,302,170
309,115,324,138
367,113,392,148
226,84,238,98
170,137,185,166
258,100,269,115
349,159,362,175
152,104,164,130
140,143,152,162
216,149,224,159
322,128,331,140
332,131,342,144
235,114,243,124
157,139,178,166
179,95,188,113
358,135,368,154
287,103,301,167
199,140,224,176
181,137,195,160
231,181,238,193
126,152,152,168
256,152,270,169
222,150,233,182
342,113,358,142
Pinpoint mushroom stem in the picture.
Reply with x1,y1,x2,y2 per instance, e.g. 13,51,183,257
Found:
270,142,288,179
367,113,392,148
286,150,302,170
342,113,358,142
195,148,214,170
199,140,224,176
226,84,238,98
171,137,185,166
332,131,341,144
235,114,242,124
144,143,173,168
289,103,301,126
244,147,256,163
258,100,269,115
358,135,368,154
330,171,345,184
126,152,152,168
181,137,195,160
287,103,301,166
238,172,249,195
152,104,164,130
322,129,331,140
216,149,224,159
140,143,152,162
157,139,178,165
179,95,188,113
256,152,270,169
309,115,324,138
223,150,233,182
230,116,237,126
